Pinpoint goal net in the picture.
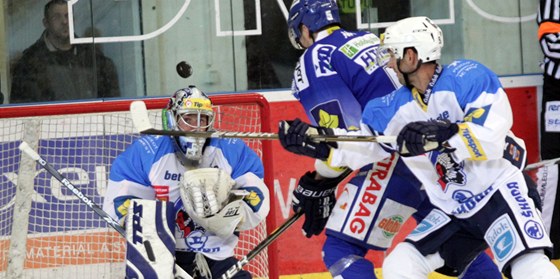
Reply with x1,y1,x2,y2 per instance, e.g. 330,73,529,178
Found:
0,94,277,279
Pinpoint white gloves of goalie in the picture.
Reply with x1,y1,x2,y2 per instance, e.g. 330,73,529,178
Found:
180,168,247,238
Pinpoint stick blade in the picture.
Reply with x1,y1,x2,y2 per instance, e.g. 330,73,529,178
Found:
130,101,153,133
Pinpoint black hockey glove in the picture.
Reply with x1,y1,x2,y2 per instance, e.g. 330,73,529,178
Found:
278,118,336,160
293,171,343,238
397,120,459,156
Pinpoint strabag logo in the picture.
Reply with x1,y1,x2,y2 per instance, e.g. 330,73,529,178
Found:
485,215,515,261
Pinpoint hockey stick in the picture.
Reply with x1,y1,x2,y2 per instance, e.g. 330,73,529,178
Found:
525,157,560,171
219,168,354,279
129,100,397,143
18,142,193,279
220,210,304,279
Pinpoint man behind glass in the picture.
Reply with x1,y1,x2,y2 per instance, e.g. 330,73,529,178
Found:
9,0,120,103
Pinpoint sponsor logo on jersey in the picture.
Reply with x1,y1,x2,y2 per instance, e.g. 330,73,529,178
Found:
355,48,379,74
547,102,560,111
293,61,309,93
451,185,493,215
506,182,533,218
163,170,182,181
435,153,466,191
524,220,544,239
153,185,170,201
185,230,209,250
458,124,487,160
410,209,449,236
312,44,336,77
485,215,515,261
339,34,378,59
545,101,560,132
348,154,396,236
378,215,404,238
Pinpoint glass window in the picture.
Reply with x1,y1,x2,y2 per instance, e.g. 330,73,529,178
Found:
0,0,541,104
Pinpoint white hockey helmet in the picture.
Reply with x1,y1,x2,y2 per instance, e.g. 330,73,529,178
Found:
381,16,444,63
163,86,215,164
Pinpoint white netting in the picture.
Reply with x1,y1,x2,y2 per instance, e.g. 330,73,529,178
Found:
0,96,271,279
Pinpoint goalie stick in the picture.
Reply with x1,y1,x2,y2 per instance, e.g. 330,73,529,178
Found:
219,168,354,279
219,210,303,279
129,100,397,143
18,142,193,279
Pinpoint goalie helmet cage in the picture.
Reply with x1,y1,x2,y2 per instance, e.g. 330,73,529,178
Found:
0,93,279,279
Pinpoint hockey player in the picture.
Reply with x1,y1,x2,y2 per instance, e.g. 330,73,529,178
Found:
103,86,270,278
279,16,560,279
284,1,500,278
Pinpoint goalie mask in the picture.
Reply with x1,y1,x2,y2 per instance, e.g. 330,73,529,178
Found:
163,86,215,164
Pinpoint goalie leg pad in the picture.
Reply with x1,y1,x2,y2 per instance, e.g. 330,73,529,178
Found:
126,199,176,279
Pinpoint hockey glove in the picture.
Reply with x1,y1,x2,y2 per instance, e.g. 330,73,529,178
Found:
278,118,336,160
293,171,342,238
397,120,458,156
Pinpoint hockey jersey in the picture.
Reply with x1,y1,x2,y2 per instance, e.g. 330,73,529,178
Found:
291,28,425,249
331,60,520,218
103,135,270,260
292,27,400,130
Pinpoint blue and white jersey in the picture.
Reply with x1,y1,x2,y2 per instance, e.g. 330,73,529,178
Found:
332,60,519,218
291,28,424,249
292,28,400,130
103,135,270,260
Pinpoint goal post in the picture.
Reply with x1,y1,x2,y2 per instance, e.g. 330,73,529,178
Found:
0,93,278,279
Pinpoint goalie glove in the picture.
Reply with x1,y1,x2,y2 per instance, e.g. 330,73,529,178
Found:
185,190,248,238
293,171,344,238
397,120,458,156
180,168,236,217
278,118,337,160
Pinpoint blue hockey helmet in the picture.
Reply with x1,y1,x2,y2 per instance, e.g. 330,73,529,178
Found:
288,0,341,49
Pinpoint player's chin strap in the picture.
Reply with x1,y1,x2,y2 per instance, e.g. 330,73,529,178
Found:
194,253,212,279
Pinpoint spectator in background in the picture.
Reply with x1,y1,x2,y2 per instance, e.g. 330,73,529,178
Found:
9,0,120,103
537,0,560,270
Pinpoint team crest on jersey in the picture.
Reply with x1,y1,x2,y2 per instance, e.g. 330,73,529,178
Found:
243,187,265,211
464,105,491,125
175,209,196,238
312,44,336,77
310,101,349,129
435,153,466,191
